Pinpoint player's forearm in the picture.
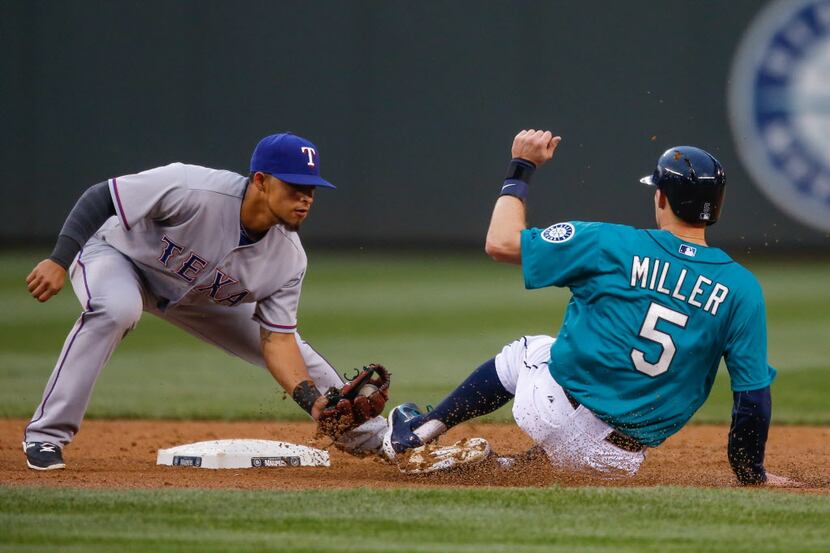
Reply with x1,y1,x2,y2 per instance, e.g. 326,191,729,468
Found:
727,386,771,484
260,329,313,393
485,196,525,264
485,148,545,264
50,181,116,269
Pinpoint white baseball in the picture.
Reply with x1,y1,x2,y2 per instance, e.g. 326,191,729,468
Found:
358,384,379,397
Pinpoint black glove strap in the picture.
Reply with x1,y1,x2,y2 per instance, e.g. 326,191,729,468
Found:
291,380,322,415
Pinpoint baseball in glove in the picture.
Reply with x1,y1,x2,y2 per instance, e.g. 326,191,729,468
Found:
317,364,390,439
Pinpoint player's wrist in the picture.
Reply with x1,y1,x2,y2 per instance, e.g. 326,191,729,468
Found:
500,158,536,201
291,379,322,416
507,157,536,177
49,235,82,270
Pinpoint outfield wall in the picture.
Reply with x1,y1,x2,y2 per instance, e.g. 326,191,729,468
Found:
2,1,828,250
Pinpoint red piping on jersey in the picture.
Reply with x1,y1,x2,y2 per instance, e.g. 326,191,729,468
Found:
77,248,93,311
111,178,131,231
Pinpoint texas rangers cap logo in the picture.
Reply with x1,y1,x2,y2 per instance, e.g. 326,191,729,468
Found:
300,146,316,167
728,0,830,232
541,222,575,243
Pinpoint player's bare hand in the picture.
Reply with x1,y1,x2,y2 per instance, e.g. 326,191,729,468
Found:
26,259,67,302
511,129,561,167
310,395,328,421
764,472,805,487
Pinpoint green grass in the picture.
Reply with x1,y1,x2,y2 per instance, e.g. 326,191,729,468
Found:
1,486,829,552
2,254,829,553
1,251,828,423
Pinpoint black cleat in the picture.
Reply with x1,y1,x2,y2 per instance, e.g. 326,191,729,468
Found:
23,441,65,471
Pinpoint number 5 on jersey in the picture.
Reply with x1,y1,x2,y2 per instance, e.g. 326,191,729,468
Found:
631,302,689,377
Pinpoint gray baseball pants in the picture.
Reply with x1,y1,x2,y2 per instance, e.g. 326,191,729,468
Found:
24,238,385,454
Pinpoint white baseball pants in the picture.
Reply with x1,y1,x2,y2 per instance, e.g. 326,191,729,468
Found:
495,335,646,476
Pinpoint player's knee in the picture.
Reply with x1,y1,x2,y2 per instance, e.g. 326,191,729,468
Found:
498,336,528,359
97,295,142,330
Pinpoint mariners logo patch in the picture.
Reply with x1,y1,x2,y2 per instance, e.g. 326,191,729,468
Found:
728,0,830,232
541,222,575,243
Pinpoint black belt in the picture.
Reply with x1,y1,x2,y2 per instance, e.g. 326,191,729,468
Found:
563,391,645,453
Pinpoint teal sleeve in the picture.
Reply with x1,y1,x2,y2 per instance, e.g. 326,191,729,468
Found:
521,221,604,290
725,284,777,392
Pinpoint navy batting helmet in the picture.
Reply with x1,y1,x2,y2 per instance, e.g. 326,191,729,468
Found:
640,146,726,225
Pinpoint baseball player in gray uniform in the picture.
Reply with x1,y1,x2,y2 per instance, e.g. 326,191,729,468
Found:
23,132,386,470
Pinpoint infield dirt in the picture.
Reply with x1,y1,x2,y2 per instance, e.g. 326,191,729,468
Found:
2,420,828,493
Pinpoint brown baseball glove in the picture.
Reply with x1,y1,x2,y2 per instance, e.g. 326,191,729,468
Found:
317,364,391,439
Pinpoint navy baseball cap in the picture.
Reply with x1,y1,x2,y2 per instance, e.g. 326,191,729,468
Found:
250,132,336,189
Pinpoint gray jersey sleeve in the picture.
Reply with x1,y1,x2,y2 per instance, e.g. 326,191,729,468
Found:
253,270,305,333
109,163,190,230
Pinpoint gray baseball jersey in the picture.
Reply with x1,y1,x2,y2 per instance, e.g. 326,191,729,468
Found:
100,162,305,333
26,161,388,453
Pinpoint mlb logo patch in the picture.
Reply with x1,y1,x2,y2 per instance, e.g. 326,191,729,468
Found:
679,244,697,257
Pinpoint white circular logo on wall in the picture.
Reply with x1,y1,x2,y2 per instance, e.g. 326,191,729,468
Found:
729,0,830,232
541,222,575,243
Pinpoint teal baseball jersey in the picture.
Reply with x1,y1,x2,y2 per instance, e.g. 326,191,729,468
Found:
521,221,776,447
